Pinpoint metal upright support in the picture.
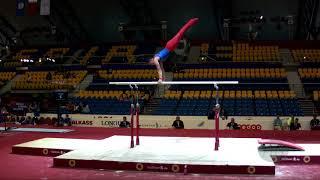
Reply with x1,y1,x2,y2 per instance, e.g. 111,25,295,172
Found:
223,19,230,41
4,114,7,131
214,84,220,151
287,15,294,40
129,84,135,148
161,21,168,41
134,84,140,145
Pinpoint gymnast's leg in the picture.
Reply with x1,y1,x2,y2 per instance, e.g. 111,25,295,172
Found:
165,18,199,51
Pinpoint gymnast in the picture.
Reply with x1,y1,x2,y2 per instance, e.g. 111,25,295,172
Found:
148,18,199,83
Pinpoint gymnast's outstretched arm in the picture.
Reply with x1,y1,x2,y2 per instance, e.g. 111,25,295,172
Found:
152,56,164,82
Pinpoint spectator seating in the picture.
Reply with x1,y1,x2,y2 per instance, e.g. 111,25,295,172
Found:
298,68,320,93
171,67,288,90
133,43,158,63
3,49,38,67
12,49,39,61
232,43,280,62
163,90,183,99
3,61,21,67
76,90,149,100
76,90,124,99
0,71,16,87
200,42,280,62
69,98,140,115
42,48,70,63
98,69,157,81
217,90,299,116
4,47,74,67
87,66,157,91
79,46,99,65
200,43,233,61
101,43,157,64
102,45,136,64
153,90,302,116
0,72,16,81
292,49,320,62
89,45,113,65
173,68,286,80
200,43,209,55
153,99,179,115
43,48,69,58
177,90,214,116
253,90,301,116
298,68,320,79
71,90,149,114
215,46,233,60
12,70,87,90
4,43,158,66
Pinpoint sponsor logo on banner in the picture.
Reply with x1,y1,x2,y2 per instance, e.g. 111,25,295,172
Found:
239,124,262,130
140,122,166,128
136,163,143,171
94,116,112,119
100,120,121,127
100,120,164,128
279,156,301,162
146,165,169,171
257,124,262,130
71,120,93,126
50,150,67,155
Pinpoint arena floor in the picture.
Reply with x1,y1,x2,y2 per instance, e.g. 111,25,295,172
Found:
1,125,320,179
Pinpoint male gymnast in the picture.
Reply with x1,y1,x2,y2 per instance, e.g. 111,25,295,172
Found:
148,18,199,83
